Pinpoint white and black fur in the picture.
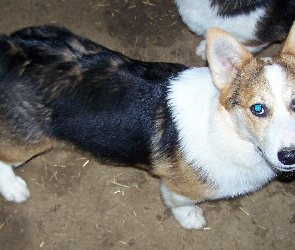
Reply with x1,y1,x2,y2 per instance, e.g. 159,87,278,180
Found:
175,0,295,59
1,25,295,230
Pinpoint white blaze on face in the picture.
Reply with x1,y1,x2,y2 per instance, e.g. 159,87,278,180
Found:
262,64,295,171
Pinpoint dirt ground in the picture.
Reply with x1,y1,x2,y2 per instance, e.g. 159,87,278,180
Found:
0,1,294,249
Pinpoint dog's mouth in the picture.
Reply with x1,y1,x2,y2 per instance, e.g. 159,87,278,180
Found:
275,166,295,172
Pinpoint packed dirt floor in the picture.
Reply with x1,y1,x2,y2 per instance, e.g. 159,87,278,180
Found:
0,1,294,249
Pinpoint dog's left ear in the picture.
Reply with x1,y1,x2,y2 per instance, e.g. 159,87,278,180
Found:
282,22,295,55
206,28,252,91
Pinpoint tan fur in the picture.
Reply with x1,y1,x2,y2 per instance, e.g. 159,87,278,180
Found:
150,104,215,202
0,139,56,163
153,152,216,202
66,37,104,55
206,28,252,91
271,54,295,120
282,22,295,55
223,59,272,141
275,54,295,82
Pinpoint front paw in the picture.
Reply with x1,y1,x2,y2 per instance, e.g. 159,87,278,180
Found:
171,205,206,230
0,175,30,203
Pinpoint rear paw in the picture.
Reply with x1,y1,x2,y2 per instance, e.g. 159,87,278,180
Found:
0,175,30,203
171,205,206,230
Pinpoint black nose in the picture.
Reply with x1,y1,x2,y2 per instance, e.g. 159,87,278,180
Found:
278,148,295,165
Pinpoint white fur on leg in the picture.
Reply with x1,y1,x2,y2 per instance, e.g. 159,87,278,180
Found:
196,39,207,60
197,39,268,61
160,182,206,230
0,162,30,202
245,43,269,54
171,205,206,230
11,162,24,168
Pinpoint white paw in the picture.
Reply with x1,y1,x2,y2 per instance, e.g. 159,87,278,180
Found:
0,175,30,202
196,39,207,60
171,205,206,230
0,162,30,202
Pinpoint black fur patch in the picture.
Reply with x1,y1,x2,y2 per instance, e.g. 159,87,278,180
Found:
256,0,295,43
0,26,188,166
210,0,295,44
210,0,271,16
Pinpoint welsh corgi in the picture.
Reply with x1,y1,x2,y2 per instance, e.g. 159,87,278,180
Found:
175,0,295,60
0,24,295,230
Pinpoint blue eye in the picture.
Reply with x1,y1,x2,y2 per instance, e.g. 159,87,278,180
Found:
250,104,268,117
254,104,263,112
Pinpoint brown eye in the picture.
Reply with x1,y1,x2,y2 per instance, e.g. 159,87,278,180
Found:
250,104,268,117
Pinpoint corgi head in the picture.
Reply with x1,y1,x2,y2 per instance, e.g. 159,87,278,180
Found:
206,23,295,173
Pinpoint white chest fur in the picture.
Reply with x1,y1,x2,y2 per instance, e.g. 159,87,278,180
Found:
168,68,275,199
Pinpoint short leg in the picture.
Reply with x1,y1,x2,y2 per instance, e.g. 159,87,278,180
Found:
0,161,30,202
196,39,269,61
196,39,207,60
245,43,269,54
160,182,206,230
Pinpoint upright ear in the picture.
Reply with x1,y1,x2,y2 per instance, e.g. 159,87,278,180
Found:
282,22,295,55
206,28,252,91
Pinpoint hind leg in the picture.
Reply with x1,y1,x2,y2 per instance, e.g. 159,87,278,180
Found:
0,139,56,202
0,161,30,202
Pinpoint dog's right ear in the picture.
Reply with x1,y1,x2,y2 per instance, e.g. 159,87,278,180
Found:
206,28,252,91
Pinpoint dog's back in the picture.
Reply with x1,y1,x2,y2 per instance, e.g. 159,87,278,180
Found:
0,26,187,165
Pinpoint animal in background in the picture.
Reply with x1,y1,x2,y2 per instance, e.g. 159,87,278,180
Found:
175,0,295,60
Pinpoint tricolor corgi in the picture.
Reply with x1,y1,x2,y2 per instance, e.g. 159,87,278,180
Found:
0,24,295,230
175,0,295,60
